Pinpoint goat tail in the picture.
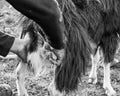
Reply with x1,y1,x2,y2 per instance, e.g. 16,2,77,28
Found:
55,0,91,93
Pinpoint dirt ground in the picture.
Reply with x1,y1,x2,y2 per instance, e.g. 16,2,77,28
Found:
1,0,120,96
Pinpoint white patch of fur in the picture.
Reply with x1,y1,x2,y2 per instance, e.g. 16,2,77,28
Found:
88,47,101,84
27,46,50,77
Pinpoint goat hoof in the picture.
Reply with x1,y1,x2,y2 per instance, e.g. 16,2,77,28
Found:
88,78,97,84
103,86,116,96
105,89,116,96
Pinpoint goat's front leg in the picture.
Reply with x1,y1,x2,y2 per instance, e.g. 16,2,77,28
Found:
88,48,100,84
103,63,116,96
16,61,28,96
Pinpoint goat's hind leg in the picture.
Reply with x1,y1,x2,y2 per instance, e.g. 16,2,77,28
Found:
88,47,100,84
103,63,116,96
16,61,28,96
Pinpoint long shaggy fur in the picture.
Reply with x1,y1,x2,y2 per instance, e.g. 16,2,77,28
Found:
18,6,91,93
18,17,50,76
55,0,91,93
73,0,120,63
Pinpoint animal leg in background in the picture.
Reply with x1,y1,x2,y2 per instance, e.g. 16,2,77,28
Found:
16,61,28,96
103,62,116,96
88,47,101,84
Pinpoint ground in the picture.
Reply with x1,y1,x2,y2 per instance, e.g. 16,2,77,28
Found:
1,0,120,96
